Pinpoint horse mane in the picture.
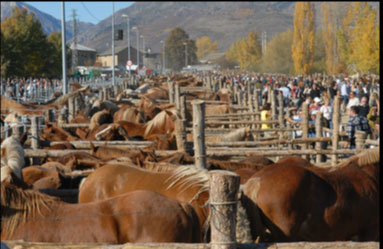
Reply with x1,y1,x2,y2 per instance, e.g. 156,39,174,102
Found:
90,109,112,131
1,184,59,238
144,110,177,137
337,148,380,168
165,166,209,204
1,136,25,181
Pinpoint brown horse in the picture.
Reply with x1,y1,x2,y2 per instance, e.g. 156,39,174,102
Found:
242,148,379,242
1,184,201,243
78,164,252,242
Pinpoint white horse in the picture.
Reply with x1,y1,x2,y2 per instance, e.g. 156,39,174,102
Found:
1,136,25,182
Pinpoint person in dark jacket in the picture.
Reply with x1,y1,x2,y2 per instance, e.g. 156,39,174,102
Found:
358,96,370,117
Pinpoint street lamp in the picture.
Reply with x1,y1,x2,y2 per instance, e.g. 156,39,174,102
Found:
132,26,139,69
183,41,188,68
61,2,67,94
160,40,165,74
112,2,115,86
121,14,130,76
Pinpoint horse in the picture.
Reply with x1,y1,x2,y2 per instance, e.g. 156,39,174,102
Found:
1,184,201,243
40,123,79,141
242,148,379,242
78,164,253,242
113,106,146,123
89,109,113,131
1,136,25,183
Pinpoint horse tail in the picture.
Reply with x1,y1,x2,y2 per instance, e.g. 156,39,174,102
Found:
180,202,202,243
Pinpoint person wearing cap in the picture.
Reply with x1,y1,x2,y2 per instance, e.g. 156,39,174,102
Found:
344,105,371,149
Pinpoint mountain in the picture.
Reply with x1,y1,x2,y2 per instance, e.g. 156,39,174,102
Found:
75,2,379,54
1,1,94,40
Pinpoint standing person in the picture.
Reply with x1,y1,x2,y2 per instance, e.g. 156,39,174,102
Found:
260,103,272,138
358,96,370,117
320,97,332,130
344,105,371,149
346,91,360,111
310,84,321,99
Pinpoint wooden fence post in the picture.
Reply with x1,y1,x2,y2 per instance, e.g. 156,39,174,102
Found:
175,119,187,152
74,97,81,116
332,96,340,166
253,88,259,112
68,97,75,122
58,108,67,128
301,102,309,160
168,81,175,104
31,116,40,165
175,84,181,111
180,95,187,121
315,111,323,163
192,100,206,169
355,130,366,150
277,91,284,129
271,90,277,128
209,170,240,249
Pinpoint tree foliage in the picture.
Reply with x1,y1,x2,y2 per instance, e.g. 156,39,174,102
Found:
225,31,262,70
196,36,218,60
1,7,50,77
292,2,315,75
260,29,294,74
165,27,197,71
347,2,379,74
1,7,70,78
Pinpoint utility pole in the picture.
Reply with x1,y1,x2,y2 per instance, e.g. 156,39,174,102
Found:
112,2,115,86
183,42,188,68
61,2,68,94
132,26,139,69
160,40,165,74
71,9,78,75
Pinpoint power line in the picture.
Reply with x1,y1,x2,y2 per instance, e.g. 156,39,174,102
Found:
81,2,101,22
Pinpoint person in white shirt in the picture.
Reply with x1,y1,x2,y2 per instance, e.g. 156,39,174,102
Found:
320,98,332,136
346,91,360,111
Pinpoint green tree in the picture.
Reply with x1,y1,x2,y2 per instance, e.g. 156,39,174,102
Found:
165,27,197,71
1,7,51,77
292,2,316,74
46,32,71,78
0,31,11,79
196,36,218,60
260,29,294,74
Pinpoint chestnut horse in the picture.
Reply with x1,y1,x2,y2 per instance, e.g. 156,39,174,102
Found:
1,184,201,243
242,148,379,242
78,164,252,242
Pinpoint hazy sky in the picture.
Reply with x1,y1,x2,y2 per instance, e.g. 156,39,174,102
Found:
24,2,134,24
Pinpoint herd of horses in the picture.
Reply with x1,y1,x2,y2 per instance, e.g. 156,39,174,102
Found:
0,75,380,245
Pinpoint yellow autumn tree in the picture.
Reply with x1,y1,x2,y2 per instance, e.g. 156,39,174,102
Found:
196,36,218,60
224,31,262,70
348,2,379,74
292,2,315,75
260,29,294,74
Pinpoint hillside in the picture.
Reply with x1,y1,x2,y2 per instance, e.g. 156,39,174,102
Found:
1,1,94,40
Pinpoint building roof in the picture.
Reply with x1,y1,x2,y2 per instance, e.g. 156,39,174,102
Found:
98,46,138,56
69,43,96,52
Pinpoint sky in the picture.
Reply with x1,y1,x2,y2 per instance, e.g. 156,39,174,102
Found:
24,2,134,24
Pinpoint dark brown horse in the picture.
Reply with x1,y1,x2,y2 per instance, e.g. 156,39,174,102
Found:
242,148,379,242
1,184,201,243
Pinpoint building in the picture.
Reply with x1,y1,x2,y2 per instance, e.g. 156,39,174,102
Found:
69,43,97,66
199,52,225,64
143,50,162,72
97,46,142,69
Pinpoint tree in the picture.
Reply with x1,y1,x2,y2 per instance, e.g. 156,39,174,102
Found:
260,29,294,74
348,2,379,74
1,7,51,77
225,31,262,70
45,32,71,78
292,2,315,75
165,27,197,71
196,36,218,60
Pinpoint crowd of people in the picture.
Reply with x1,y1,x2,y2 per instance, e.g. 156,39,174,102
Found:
213,72,380,151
